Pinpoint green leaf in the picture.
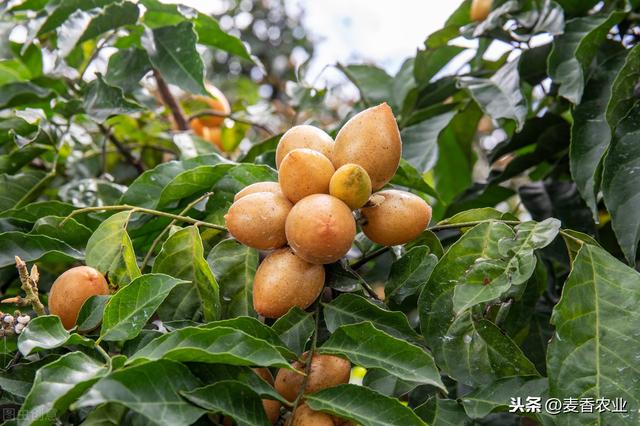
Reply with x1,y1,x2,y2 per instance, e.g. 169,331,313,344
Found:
547,244,640,425
415,397,471,426
76,360,205,426
414,46,465,86
85,211,141,287
31,215,92,248
389,159,439,199
207,239,258,319
362,369,417,397
271,307,314,356
35,0,117,35
142,22,207,95
181,381,271,426
157,163,234,208
18,352,109,425
0,355,58,399
0,232,82,268
419,222,539,385
99,274,187,342
0,82,51,108
320,322,444,390
104,48,151,93
76,295,110,333
18,316,93,356
338,64,392,106
400,107,458,172
152,226,220,321
323,294,421,343
548,8,627,104
458,58,527,131
83,76,142,122
0,171,46,211
127,325,292,369
305,384,427,426
80,403,127,425
606,45,640,128
386,246,437,305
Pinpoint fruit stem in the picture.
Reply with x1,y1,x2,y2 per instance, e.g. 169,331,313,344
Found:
60,205,227,231
153,68,190,131
188,110,274,135
141,192,214,270
11,257,46,316
350,246,389,270
290,301,322,422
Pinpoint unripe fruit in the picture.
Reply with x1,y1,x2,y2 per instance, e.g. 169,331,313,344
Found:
190,84,231,128
329,164,372,209
289,404,335,426
470,0,493,22
275,125,334,169
275,352,351,402
333,103,401,190
225,192,292,250
253,368,281,424
361,190,431,246
48,266,110,329
285,194,356,264
253,248,325,318
234,182,283,202
279,149,335,203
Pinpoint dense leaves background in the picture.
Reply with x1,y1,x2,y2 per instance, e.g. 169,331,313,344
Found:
0,0,640,424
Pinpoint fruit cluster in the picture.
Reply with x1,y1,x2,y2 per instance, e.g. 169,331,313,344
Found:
225,102,432,319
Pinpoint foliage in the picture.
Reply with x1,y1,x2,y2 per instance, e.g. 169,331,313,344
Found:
0,0,639,425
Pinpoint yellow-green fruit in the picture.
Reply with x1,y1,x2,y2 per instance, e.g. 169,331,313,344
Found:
361,190,431,246
333,103,401,190
252,248,325,318
275,352,351,402
470,0,493,21
48,266,110,329
253,368,281,424
275,125,334,169
225,192,292,250
279,148,335,203
289,404,335,426
285,194,356,264
329,164,372,209
234,181,283,202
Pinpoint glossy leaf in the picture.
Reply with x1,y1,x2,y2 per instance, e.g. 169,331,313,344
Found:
83,76,142,122
0,232,82,268
104,48,151,93
30,215,92,247
415,397,471,426
271,307,314,355
338,64,393,106
18,316,93,356
157,163,234,208
76,295,110,334
386,246,437,305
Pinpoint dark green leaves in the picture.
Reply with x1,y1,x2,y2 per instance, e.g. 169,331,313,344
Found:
386,246,437,305
18,316,93,356
104,48,151,93
271,307,314,356
0,232,82,268
83,76,142,122
401,107,458,172
338,64,393,106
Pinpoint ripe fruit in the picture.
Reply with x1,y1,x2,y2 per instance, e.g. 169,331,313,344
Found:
361,190,431,246
253,368,281,424
285,194,356,264
470,0,493,21
279,148,335,203
329,164,372,209
234,182,283,201
289,404,335,426
275,352,351,402
253,248,325,318
225,192,292,250
333,103,401,190
190,83,231,128
275,125,334,169
48,266,110,329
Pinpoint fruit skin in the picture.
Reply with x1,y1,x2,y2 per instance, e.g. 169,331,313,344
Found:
275,352,351,402
470,0,493,21
48,266,110,329
234,182,283,202
333,103,401,190
361,190,431,246
190,84,231,128
253,248,325,318
253,368,281,424
279,148,335,203
289,404,335,426
225,192,292,250
285,194,356,264
329,164,372,209
275,125,334,169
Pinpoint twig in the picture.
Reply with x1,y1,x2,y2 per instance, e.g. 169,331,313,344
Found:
153,68,189,131
290,301,321,421
350,246,389,270
61,205,227,231
343,262,382,301
188,110,273,135
6,257,46,316
141,192,214,270
97,123,144,173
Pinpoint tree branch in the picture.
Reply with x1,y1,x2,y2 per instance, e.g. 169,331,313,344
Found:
98,123,144,173
153,68,189,131
5,257,46,316
188,110,274,135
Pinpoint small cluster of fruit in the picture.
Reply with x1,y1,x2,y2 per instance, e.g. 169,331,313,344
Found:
225,103,432,319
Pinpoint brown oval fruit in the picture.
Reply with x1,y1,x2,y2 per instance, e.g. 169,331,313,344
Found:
361,189,431,246
190,84,231,128
275,125,334,169
279,148,335,203
48,266,110,329
333,103,401,190
253,248,325,318
329,163,372,209
289,404,335,426
225,192,292,250
285,194,356,264
275,352,351,402
471,0,493,21
234,182,283,202
253,368,281,424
